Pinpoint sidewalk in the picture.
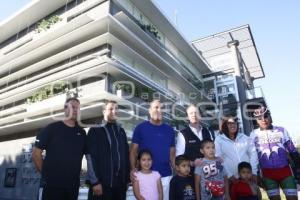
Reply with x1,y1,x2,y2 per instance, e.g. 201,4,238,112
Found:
78,187,136,200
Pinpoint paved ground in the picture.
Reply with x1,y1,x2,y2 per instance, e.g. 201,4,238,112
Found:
79,186,300,200
78,187,136,200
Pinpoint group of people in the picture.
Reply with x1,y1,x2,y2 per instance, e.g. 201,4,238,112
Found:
31,97,300,200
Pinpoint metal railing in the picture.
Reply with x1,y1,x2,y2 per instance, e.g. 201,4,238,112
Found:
0,80,106,127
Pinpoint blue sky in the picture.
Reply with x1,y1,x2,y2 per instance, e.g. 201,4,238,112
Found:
152,0,300,141
154,0,300,139
1,0,300,140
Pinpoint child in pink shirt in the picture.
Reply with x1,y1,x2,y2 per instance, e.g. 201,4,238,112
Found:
133,149,163,200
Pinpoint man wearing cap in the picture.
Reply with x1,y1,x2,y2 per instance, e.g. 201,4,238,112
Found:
250,106,300,200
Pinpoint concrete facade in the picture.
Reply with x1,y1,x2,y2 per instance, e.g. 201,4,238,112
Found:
0,0,212,199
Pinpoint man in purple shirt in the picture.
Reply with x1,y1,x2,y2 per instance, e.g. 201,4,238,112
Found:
250,106,300,200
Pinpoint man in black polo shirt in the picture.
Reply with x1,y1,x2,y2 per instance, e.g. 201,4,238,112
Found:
32,97,86,200
175,104,214,170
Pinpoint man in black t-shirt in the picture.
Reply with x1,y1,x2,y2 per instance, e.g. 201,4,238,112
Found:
169,155,195,200
32,97,86,200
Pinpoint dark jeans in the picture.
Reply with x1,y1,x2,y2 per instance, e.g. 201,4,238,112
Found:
88,184,127,200
41,187,79,200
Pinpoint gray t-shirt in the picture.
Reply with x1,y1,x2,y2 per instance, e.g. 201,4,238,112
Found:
195,158,226,200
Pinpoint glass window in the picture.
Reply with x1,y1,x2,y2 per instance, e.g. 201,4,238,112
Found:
216,74,234,81
218,94,237,105
117,0,134,15
217,84,235,94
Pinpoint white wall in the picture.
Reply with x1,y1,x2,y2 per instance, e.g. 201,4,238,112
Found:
0,136,39,200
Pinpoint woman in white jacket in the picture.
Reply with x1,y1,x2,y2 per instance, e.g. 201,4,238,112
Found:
215,117,258,181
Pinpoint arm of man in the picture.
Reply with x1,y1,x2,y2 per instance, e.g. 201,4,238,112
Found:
169,178,176,200
130,143,139,170
86,154,102,195
130,124,142,182
32,147,43,173
86,128,102,196
282,128,300,180
157,177,163,200
130,143,139,181
175,132,185,156
283,128,300,166
170,128,176,169
32,126,51,173
170,147,176,170
122,128,131,184
130,123,142,170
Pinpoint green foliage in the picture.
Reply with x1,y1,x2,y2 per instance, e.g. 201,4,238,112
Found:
27,82,69,104
138,87,156,102
36,15,62,33
115,83,132,93
114,83,156,102
139,23,160,39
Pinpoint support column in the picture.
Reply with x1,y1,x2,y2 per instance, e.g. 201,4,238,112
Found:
227,40,251,134
227,40,241,77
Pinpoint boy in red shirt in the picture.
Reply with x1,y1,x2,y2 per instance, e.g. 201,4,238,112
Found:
231,162,261,200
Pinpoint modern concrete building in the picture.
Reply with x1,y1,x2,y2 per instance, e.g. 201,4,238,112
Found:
0,0,212,199
192,25,268,134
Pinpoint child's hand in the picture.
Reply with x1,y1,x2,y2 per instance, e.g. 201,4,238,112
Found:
229,176,238,184
251,174,258,183
295,168,300,182
225,194,231,200
194,158,203,167
216,156,223,163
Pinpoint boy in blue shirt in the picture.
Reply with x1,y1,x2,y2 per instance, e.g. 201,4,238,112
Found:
169,155,196,200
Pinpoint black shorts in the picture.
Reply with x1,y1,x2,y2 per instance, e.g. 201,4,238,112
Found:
87,184,127,200
41,186,79,200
